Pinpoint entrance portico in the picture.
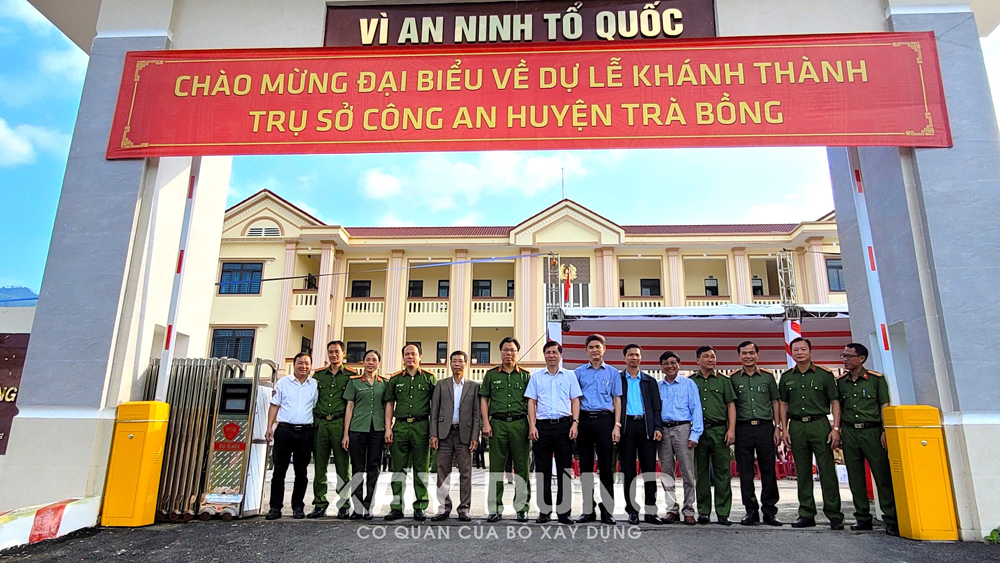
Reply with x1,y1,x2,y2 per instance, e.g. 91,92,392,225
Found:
4,0,1000,541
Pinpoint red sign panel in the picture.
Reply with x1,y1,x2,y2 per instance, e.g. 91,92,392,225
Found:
214,441,247,452
106,32,950,159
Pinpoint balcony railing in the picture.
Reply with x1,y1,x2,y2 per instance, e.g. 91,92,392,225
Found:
406,298,449,327
621,296,664,308
544,283,590,308
471,298,515,327
290,289,318,321
344,297,385,327
752,296,783,305
685,295,732,307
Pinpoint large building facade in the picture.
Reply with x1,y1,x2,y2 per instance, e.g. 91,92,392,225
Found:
211,190,843,376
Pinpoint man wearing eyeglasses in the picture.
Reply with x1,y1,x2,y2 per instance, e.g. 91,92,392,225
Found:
838,343,899,536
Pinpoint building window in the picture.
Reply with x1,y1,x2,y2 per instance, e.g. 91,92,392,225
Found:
619,279,625,297
472,279,492,297
408,280,424,298
704,276,719,296
438,280,450,298
305,274,318,290
640,278,661,297
471,342,490,365
346,341,367,364
351,280,371,298
219,262,263,295
827,258,846,292
211,329,255,363
437,341,448,364
507,280,515,298
300,336,311,355
752,276,765,296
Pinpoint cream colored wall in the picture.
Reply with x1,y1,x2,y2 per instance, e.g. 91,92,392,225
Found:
342,327,384,356
683,257,730,297
470,261,516,297
534,219,601,245
618,258,663,296
403,327,450,362
346,260,388,297
406,262,451,298
286,321,314,361
470,327,516,365
293,254,320,288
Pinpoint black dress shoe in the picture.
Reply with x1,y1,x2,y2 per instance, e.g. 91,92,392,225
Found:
350,512,364,520
741,512,760,526
413,509,426,521
306,507,326,519
431,512,449,522
576,513,596,523
292,509,305,519
265,509,282,520
487,512,502,523
600,513,616,525
627,513,640,525
557,515,575,525
886,524,900,537
763,514,783,527
337,507,351,520
717,516,732,526
363,510,374,521
791,517,816,528
850,521,873,531
384,509,404,521
830,519,844,531
458,514,472,522
536,513,552,524
516,512,528,523
644,515,664,525
697,514,711,525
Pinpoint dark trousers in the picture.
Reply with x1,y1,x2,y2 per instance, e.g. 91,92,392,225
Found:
348,429,384,512
620,416,658,515
734,421,780,516
533,418,574,517
577,412,615,515
270,423,315,511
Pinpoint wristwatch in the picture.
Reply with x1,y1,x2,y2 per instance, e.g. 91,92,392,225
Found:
572,419,579,423
833,426,841,432
615,422,622,427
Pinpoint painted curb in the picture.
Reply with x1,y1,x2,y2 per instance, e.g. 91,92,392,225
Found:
0,497,101,551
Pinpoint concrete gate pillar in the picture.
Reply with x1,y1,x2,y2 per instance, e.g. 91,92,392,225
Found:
828,6,1000,540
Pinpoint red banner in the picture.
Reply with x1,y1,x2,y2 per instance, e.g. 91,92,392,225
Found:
106,32,950,159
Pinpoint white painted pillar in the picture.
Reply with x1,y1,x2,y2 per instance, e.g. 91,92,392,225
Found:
732,247,752,304
806,237,830,304
666,248,684,306
273,242,296,374
449,249,472,355
382,249,406,374
311,242,334,366
329,249,346,342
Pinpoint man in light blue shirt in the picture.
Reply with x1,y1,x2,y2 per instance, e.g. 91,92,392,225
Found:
656,351,703,524
526,341,581,524
573,334,623,524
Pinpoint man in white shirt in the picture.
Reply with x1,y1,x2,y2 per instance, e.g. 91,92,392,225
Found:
265,352,318,520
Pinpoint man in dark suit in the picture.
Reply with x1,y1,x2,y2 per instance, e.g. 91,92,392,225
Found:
429,350,482,521
619,344,664,525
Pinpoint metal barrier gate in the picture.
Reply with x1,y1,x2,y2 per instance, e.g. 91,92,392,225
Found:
141,357,275,521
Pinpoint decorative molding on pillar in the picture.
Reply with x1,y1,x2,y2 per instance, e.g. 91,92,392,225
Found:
274,242,297,374
666,248,683,306
732,247,751,304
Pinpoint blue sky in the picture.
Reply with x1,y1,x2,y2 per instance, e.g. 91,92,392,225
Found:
3,0,1000,292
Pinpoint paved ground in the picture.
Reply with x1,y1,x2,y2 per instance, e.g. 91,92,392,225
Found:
5,467,998,562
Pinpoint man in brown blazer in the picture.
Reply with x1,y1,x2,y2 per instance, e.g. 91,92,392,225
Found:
430,350,482,521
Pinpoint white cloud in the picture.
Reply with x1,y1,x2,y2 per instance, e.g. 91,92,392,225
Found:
290,200,327,223
379,212,413,227
39,46,88,83
0,1,50,33
744,180,834,223
451,212,480,226
0,117,69,166
362,168,402,199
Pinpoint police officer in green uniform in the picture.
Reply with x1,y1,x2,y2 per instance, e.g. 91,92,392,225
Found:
383,343,436,521
309,340,356,519
838,342,899,536
779,337,845,530
480,337,532,523
691,345,736,525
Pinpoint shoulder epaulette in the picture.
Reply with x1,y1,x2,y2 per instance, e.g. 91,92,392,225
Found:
390,369,405,378
868,370,884,377
350,373,364,379
815,364,834,374
759,368,774,376
343,366,359,375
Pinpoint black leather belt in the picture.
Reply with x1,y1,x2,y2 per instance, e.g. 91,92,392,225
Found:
704,419,727,429
278,422,313,430
491,413,527,422
318,412,346,421
791,415,826,423
540,416,572,424
846,421,882,429
737,419,773,426
628,414,645,420
581,410,613,418
398,415,429,423
451,423,461,429
662,420,691,428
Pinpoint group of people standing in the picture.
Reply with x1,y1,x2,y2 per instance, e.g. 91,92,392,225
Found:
264,334,899,536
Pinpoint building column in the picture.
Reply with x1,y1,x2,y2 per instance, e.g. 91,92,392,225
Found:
666,248,684,306
274,242,297,371
329,249,346,343
806,237,830,304
311,242,334,367
732,247,752,304
794,246,811,303
449,249,472,356
594,247,617,307
516,247,543,361
382,249,407,374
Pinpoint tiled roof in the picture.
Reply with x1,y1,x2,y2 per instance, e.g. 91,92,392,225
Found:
343,226,514,237
622,224,799,235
